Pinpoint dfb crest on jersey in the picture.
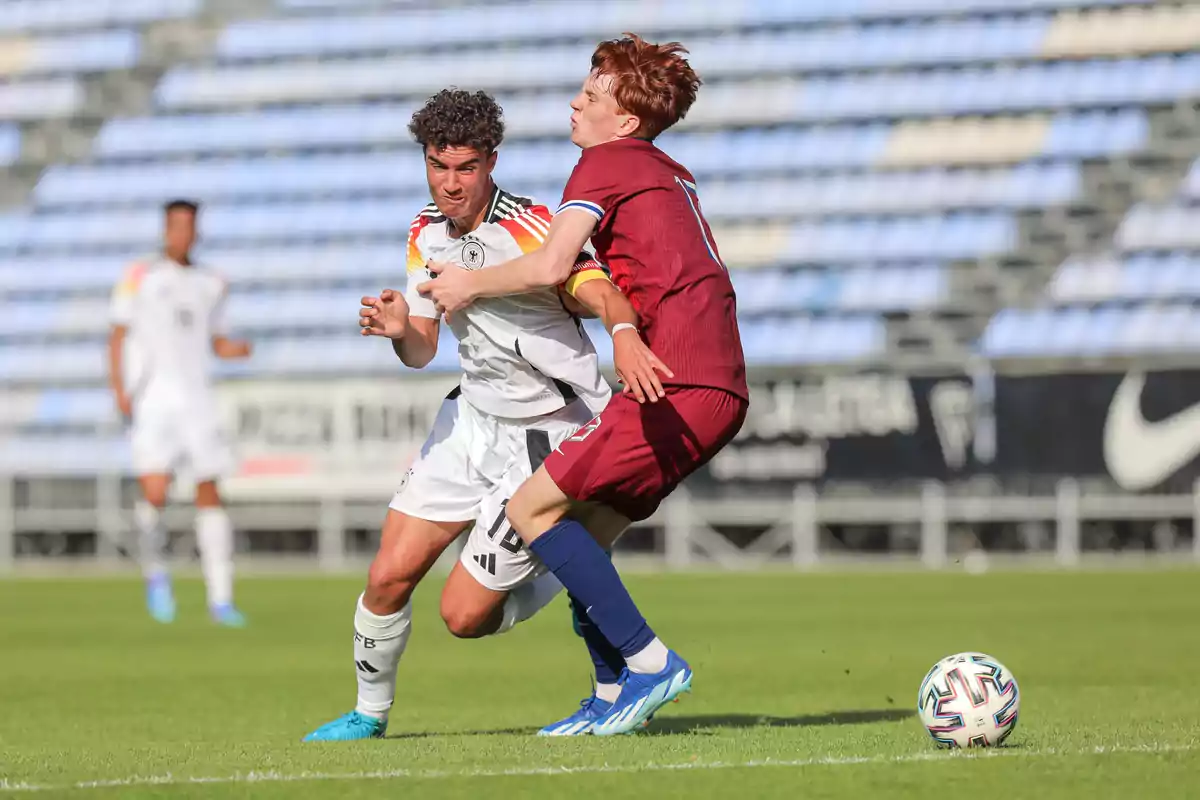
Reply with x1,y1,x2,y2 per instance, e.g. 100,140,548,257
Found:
461,241,486,270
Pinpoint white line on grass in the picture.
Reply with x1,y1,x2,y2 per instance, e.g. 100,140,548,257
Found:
2,742,1194,793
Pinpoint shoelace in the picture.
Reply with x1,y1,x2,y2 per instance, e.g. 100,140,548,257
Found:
577,695,602,715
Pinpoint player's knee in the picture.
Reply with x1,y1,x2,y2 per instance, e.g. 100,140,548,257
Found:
365,557,418,610
194,481,222,508
440,598,501,639
141,486,169,508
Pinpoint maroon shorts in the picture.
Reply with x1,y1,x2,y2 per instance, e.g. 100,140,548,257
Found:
544,386,748,522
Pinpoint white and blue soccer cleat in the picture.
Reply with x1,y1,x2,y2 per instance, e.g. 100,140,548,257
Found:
145,574,176,624
591,651,692,736
210,603,247,628
538,692,614,737
303,711,388,742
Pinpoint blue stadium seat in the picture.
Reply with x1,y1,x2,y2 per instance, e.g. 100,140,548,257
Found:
1043,109,1149,158
218,14,1053,68
0,343,105,383
273,0,1150,18
5,30,140,76
49,144,1058,209
984,303,1200,357
153,47,1200,116
0,0,201,33
0,78,81,120
90,108,1144,167
222,289,365,332
0,435,129,474
30,388,115,427
1117,205,1200,251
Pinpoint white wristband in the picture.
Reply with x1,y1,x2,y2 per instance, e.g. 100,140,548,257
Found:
611,323,638,337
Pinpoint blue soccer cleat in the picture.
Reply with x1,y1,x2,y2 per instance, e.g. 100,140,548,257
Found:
210,603,247,628
538,692,614,736
303,711,388,742
591,651,692,736
146,574,176,624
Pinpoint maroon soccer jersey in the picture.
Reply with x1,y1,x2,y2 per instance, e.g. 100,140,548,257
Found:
558,138,748,401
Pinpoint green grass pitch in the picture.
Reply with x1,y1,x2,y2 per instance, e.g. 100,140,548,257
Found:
1,569,1198,797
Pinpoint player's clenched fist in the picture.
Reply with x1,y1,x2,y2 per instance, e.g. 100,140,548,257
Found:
360,289,410,338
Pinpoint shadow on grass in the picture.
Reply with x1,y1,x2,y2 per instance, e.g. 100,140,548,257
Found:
645,708,916,735
385,708,914,740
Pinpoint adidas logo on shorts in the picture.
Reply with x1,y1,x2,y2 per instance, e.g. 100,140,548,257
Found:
473,552,497,576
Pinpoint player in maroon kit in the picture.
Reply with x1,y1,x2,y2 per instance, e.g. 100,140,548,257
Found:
420,33,747,736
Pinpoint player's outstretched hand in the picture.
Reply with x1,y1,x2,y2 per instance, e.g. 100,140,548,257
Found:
612,328,674,404
417,261,474,316
360,289,409,338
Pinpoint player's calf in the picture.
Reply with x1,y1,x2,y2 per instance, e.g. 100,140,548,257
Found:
194,483,240,626
359,512,466,703
305,511,467,742
134,473,173,623
365,551,424,615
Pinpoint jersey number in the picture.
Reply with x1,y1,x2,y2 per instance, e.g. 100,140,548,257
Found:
676,177,726,271
486,499,523,554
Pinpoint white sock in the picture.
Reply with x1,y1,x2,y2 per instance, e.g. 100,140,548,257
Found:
625,637,670,675
195,507,234,608
494,571,563,635
595,682,621,703
354,594,413,720
134,500,168,580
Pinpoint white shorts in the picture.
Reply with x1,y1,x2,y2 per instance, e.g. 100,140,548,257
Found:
130,404,233,482
389,389,596,592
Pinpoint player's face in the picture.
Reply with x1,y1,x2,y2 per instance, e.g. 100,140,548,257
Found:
163,209,196,260
570,71,639,148
424,145,496,222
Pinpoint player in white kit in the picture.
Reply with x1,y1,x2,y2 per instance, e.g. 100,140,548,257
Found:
107,200,253,627
303,90,666,742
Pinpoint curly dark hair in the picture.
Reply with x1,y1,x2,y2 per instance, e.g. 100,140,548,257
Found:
409,89,506,154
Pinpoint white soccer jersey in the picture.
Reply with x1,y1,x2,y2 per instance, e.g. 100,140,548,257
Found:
110,254,228,412
404,186,613,419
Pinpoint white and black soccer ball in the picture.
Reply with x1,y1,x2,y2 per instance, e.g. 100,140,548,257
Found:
917,652,1020,748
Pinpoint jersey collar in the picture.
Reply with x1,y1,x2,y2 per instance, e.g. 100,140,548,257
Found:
482,184,506,225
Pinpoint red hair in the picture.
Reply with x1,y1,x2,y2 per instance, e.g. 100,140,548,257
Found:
590,33,702,140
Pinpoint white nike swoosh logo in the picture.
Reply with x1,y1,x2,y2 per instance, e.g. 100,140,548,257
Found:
1103,372,1200,490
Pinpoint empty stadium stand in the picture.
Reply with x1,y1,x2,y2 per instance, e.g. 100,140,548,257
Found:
0,0,1198,474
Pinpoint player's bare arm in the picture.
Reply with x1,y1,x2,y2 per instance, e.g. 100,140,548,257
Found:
212,336,252,360
570,277,674,403
359,288,439,369
107,324,132,419
419,209,596,313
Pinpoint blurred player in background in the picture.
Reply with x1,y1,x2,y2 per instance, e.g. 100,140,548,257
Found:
107,200,253,627
422,34,748,735
303,90,667,742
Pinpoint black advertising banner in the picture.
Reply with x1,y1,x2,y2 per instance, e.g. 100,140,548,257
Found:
701,373,989,485
994,369,1200,493
702,369,1200,492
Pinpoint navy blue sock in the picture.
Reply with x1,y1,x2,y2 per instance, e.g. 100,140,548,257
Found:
570,594,625,686
530,519,656,659
571,547,612,638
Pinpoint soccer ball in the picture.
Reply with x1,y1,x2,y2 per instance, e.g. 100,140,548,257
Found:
917,652,1020,748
